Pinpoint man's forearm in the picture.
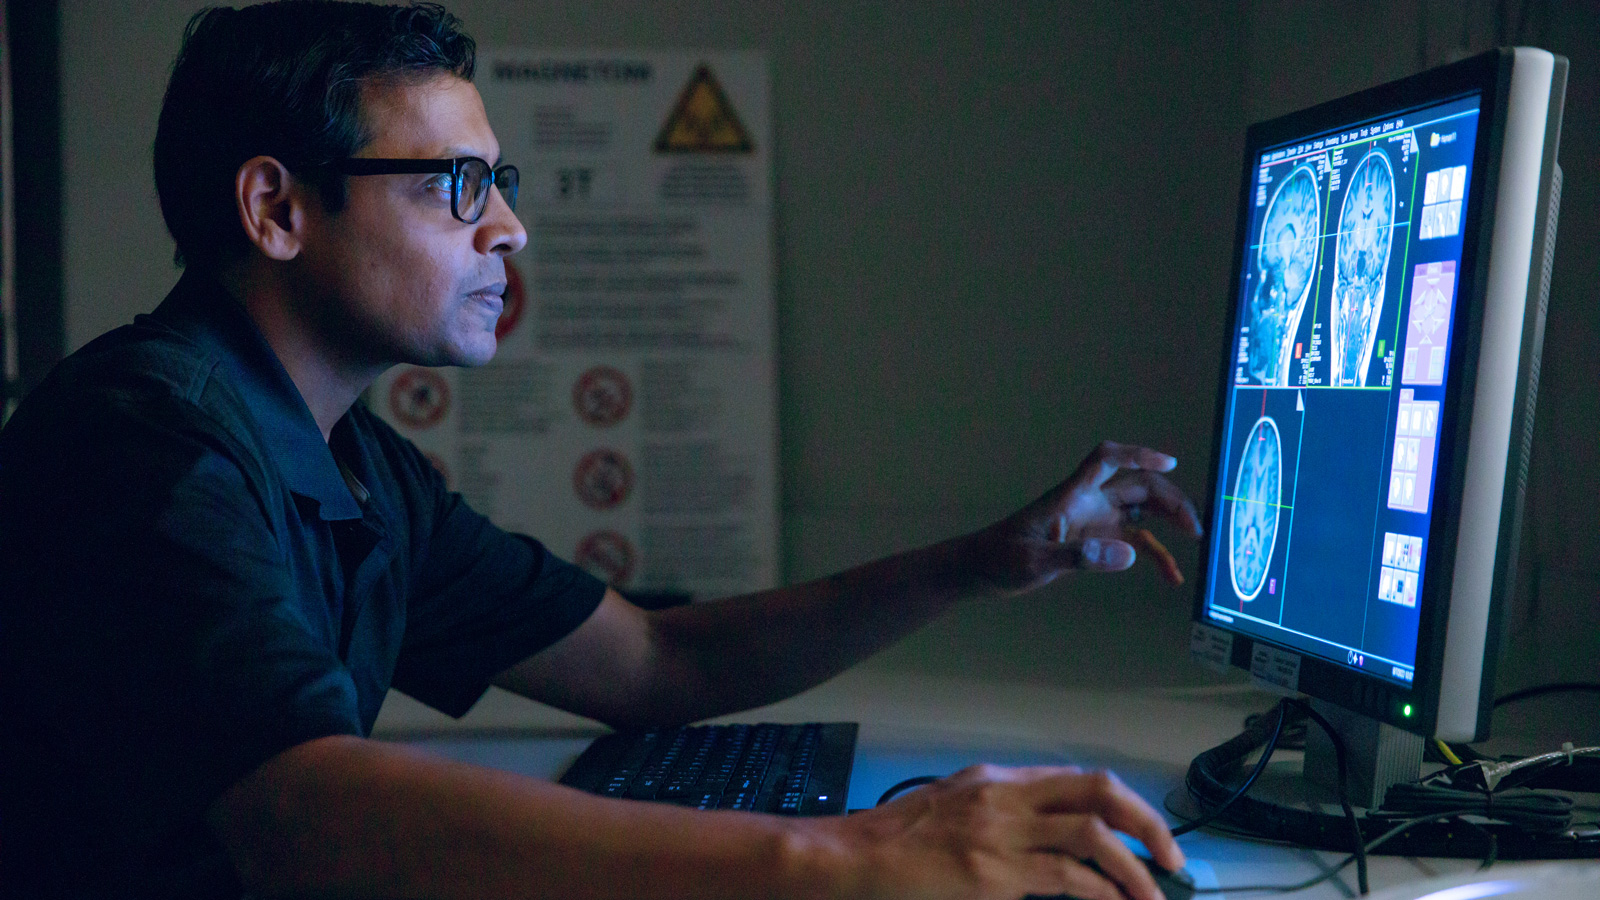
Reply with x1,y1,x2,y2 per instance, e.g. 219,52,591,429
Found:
213,734,1185,900
212,735,852,900
642,532,995,720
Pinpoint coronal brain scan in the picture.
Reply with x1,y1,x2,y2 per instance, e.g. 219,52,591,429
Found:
1247,165,1322,386
1330,149,1395,386
1229,416,1282,602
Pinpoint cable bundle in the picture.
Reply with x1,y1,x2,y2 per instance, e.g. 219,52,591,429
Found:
1376,782,1573,833
1179,699,1600,865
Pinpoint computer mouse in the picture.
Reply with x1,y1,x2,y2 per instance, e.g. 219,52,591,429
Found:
1027,853,1197,900
1136,856,1196,900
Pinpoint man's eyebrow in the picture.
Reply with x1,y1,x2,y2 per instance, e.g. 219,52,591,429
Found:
442,146,503,166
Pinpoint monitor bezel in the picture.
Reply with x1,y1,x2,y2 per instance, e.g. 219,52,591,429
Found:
1191,48,1531,739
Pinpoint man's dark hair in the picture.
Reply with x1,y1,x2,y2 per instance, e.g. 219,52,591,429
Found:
153,1,476,271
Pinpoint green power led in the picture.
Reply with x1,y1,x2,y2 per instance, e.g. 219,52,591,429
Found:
1403,704,1414,717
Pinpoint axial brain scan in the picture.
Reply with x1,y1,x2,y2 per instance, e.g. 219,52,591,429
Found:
1229,416,1282,602
1331,149,1395,386
1247,164,1321,386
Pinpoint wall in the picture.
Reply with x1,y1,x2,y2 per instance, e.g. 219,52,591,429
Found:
62,0,1247,695
58,0,1596,702
450,0,1246,690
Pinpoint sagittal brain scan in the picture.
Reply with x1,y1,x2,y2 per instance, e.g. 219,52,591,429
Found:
1229,416,1282,602
1247,165,1321,386
1330,149,1395,386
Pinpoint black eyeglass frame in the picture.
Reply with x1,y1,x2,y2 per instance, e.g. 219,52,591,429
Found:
329,156,519,224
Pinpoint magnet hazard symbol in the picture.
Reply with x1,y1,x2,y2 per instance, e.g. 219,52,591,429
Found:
388,368,450,430
654,64,753,153
573,365,633,427
573,448,634,510
575,530,636,586
495,259,526,341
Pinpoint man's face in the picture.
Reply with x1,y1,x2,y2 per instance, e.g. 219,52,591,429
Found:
292,74,526,370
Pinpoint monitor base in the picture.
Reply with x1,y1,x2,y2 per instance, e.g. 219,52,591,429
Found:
1304,698,1424,809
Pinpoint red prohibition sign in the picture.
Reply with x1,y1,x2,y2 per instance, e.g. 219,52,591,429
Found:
573,448,634,510
575,530,637,586
388,368,451,430
496,259,527,341
572,365,633,428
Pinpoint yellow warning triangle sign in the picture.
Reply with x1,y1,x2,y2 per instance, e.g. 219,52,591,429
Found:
654,64,754,154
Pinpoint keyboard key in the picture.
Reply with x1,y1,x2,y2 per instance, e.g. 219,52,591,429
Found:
560,722,858,816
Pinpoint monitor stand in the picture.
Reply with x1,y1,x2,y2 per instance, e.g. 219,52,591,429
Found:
1302,698,1425,810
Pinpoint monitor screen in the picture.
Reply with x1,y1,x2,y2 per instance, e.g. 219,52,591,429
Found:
1202,93,1482,688
1191,48,1565,742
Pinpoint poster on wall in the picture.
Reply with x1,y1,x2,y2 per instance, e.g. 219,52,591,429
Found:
372,51,777,601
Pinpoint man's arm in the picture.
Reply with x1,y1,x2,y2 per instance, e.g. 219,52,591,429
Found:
212,441,1196,900
210,734,1183,900
494,441,1202,728
492,536,977,728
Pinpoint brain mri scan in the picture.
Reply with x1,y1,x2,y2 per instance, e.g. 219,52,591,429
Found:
1247,164,1321,386
1229,416,1282,602
1330,149,1395,386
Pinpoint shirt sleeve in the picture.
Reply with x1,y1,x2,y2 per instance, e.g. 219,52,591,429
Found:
365,414,608,718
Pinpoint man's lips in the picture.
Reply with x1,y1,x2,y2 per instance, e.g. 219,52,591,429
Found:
468,283,506,317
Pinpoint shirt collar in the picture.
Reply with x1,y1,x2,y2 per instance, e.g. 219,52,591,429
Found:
148,270,364,522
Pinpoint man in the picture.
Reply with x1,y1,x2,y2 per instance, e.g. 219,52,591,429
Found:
0,3,1201,898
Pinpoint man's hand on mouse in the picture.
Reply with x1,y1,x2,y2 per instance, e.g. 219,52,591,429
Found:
808,763,1184,900
966,441,1204,595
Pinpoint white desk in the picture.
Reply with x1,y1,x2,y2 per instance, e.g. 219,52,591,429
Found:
378,669,1583,898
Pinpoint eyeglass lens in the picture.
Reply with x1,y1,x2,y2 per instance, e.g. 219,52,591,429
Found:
457,159,519,223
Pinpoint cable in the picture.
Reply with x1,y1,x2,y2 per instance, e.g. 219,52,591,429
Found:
1289,699,1367,895
1471,820,1499,871
1245,704,1306,750
1172,699,1291,837
881,700,1286,834
1177,699,1362,893
1494,681,1600,708
1179,699,1600,864
875,775,940,807
1431,743,1600,793
1376,783,1573,833
1191,808,1487,895
890,685,1597,882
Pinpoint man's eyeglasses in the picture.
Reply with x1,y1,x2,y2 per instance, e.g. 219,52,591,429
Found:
330,156,519,224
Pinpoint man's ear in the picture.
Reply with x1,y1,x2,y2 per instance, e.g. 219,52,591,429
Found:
234,155,306,261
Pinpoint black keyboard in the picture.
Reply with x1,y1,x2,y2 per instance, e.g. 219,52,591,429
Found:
559,722,858,815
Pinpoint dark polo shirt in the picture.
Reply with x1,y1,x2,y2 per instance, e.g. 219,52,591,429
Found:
0,272,607,898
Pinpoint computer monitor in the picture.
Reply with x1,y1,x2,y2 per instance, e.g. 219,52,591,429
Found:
1190,47,1566,787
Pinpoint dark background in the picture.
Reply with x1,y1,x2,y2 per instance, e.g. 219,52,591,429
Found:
12,0,1596,699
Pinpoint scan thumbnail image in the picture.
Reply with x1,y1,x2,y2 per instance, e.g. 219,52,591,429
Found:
1330,149,1395,387
1229,416,1282,603
1247,164,1322,386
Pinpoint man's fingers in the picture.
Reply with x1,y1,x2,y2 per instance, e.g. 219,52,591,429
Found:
1069,441,1178,493
1052,531,1186,584
1027,853,1124,900
1084,842,1166,900
1076,819,1163,900
1021,818,1164,900
1059,538,1136,573
1105,471,1203,537
930,766,1184,900
1024,770,1184,873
